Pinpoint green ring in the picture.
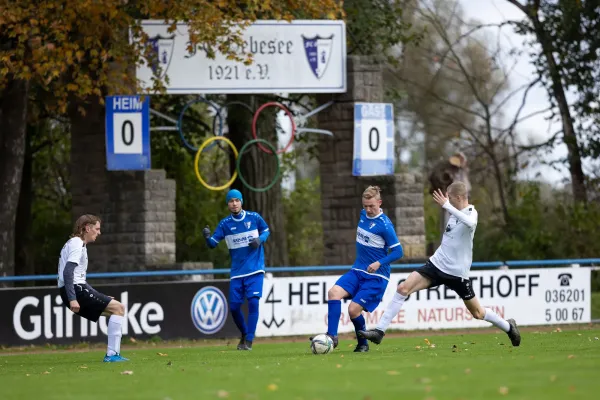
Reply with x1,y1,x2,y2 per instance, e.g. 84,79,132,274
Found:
236,139,281,192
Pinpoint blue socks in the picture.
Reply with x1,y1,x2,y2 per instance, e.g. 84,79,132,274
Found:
327,300,341,336
351,315,368,346
246,297,260,342
230,303,247,337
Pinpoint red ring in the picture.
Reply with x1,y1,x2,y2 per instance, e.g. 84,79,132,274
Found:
251,102,296,154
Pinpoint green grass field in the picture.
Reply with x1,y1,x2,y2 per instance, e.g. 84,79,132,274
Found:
1,326,600,400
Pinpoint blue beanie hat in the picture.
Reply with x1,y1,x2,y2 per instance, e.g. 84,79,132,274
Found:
226,189,243,205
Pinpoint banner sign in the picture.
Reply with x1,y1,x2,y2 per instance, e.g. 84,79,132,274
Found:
0,268,591,346
0,281,238,346
256,267,591,336
135,20,347,94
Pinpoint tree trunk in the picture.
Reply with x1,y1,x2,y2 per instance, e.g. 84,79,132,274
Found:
0,78,29,284
14,122,35,282
227,95,289,267
532,17,587,204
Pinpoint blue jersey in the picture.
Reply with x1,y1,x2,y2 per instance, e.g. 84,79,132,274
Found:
209,210,270,279
353,209,402,280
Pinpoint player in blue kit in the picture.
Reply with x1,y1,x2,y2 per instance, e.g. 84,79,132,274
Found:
311,186,404,352
203,189,270,350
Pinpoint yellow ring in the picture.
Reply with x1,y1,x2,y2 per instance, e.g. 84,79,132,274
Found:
194,136,239,191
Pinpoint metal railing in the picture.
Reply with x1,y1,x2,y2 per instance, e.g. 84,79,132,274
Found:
0,258,598,283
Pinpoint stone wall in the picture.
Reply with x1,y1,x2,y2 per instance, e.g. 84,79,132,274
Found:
317,56,426,265
70,98,177,276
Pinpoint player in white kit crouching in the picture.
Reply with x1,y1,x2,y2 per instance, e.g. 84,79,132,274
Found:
359,182,521,347
57,215,129,362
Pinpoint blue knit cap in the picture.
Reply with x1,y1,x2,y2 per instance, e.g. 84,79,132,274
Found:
226,189,243,205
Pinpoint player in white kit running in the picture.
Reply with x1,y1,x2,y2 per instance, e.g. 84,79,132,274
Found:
359,182,521,347
57,214,129,362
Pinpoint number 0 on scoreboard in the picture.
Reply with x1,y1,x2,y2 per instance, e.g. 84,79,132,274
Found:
105,95,151,171
352,103,394,176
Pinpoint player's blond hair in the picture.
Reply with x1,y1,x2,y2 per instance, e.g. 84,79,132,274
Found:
362,185,382,200
448,181,468,198
71,214,101,239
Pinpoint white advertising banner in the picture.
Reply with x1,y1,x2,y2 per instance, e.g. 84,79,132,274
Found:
256,268,591,337
136,20,346,94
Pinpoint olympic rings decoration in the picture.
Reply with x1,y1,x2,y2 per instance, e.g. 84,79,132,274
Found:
180,97,294,192
178,97,223,152
252,101,296,155
236,139,281,193
194,136,238,191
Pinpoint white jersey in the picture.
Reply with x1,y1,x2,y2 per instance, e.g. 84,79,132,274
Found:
57,237,88,287
430,201,478,279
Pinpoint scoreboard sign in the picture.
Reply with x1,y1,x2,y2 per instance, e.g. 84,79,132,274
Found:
105,95,151,171
352,102,395,176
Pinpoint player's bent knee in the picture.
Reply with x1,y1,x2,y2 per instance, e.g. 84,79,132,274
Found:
348,302,363,318
327,286,344,300
397,281,410,297
106,300,125,316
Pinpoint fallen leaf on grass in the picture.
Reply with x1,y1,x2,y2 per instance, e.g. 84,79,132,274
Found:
267,384,278,391
42,371,50,375
569,386,576,392
425,386,432,393
386,370,399,376
498,386,509,395
430,344,436,348
550,375,557,382
336,364,342,368
529,356,535,360
424,338,431,346
464,368,471,374
577,333,582,336
217,390,229,398
340,355,344,358
415,346,422,350
568,355,576,359
415,364,421,368
79,365,88,369
417,377,432,384
157,352,168,357
121,370,134,375
25,374,30,377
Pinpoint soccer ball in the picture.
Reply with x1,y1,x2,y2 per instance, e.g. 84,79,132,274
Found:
311,334,334,354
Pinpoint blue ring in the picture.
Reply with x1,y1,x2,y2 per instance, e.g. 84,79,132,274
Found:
177,97,223,152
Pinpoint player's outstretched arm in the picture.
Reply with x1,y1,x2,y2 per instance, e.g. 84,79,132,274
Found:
432,189,477,228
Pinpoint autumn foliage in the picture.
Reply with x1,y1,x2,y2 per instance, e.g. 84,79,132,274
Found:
0,0,345,109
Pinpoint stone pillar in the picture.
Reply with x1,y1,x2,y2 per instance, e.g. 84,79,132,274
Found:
70,98,177,275
317,56,426,265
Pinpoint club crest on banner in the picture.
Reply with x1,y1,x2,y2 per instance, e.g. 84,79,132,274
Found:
302,34,334,79
148,34,175,78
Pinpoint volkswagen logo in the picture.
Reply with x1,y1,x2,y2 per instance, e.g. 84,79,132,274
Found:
190,286,228,334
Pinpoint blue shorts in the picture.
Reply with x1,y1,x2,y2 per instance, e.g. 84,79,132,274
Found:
335,269,389,312
229,272,264,304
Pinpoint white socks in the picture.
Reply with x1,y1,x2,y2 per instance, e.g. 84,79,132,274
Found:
107,315,123,356
376,292,408,331
483,308,510,332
